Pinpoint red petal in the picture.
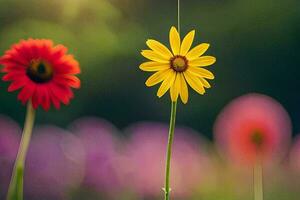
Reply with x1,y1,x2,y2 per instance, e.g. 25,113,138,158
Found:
8,78,27,92
2,71,25,81
37,86,51,111
50,83,73,105
52,55,80,75
55,75,81,89
49,90,61,109
18,84,35,104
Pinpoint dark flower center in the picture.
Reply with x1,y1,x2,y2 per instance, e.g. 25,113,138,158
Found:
250,130,264,147
170,55,188,72
27,59,53,83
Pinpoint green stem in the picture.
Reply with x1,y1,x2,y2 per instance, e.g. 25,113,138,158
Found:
254,160,263,200
7,102,36,200
177,0,180,33
164,101,177,200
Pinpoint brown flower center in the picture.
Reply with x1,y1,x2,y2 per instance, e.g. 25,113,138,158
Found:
170,55,188,72
250,130,264,147
27,59,54,83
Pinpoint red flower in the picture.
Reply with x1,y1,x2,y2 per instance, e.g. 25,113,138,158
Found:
214,94,291,165
0,39,80,111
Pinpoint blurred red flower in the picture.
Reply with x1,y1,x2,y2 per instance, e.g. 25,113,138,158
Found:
214,93,291,165
0,39,80,110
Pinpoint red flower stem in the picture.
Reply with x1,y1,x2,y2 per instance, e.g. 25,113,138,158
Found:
7,102,36,200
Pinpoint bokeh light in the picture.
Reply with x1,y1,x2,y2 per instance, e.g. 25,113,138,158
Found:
214,93,292,166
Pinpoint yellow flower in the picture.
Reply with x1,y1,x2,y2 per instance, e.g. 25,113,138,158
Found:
140,26,216,104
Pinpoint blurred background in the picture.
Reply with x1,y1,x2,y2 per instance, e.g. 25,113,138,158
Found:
0,0,300,199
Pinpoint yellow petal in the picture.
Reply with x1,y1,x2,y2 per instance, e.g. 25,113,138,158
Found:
184,71,205,95
189,56,216,67
141,50,169,63
157,70,176,97
170,73,180,102
188,66,215,79
169,26,181,55
139,61,170,72
199,77,211,88
186,43,210,60
146,39,173,59
179,73,189,104
146,69,172,87
180,30,195,56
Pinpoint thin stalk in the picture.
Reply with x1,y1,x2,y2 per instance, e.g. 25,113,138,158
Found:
163,1,180,199
6,102,36,200
164,101,177,200
177,0,180,33
254,160,263,200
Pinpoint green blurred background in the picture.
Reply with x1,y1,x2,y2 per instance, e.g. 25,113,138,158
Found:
0,0,299,138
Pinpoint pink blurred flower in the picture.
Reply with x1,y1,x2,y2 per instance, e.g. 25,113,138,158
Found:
124,122,212,198
214,93,291,165
24,126,85,200
0,116,21,199
69,117,125,196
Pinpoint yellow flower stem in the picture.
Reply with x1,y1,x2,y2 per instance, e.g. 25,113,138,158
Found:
254,159,264,200
6,102,36,200
177,0,180,33
164,100,177,200
164,1,180,199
